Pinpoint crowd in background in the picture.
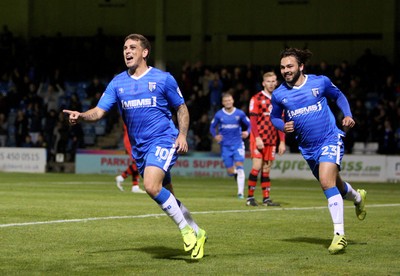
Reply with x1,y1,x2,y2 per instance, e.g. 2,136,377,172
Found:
1,25,400,162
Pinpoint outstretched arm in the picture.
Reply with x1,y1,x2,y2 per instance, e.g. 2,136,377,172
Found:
63,106,106,125
175,103,189,154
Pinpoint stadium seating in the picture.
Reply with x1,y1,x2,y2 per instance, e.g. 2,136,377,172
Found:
365,142,379,155
352,142,365,154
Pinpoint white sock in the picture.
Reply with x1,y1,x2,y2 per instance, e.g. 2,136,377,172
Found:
344,182,361,203
327,193,345,235
158,192,187,230
236,167,245,195
180,203,199,234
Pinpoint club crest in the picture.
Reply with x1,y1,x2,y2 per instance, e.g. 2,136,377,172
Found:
312,88,319,97
148,82,156,92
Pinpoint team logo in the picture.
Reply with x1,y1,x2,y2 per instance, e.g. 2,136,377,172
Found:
312,88,319,97
148,82,157,92
118,88,124,94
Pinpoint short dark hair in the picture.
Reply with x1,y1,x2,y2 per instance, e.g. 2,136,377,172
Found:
222,91,234,99
124,34,151,60
280,48,313,66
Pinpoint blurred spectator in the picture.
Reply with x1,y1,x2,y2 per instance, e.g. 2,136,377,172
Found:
14,110,28,147
33,133,47,148
86,75,105,100
200,67,213,98
331,66,347,91
377,118,396,155
209,73,223,114
192,112,212,151
0,93,9,117
43,109,58,160
0,113,8,146
351,99,369,142
68,93,83,112
0,30,399,157
37,82,64,112
21,134,34,147
26,102,43,143
219,67,232,91
347,77,365,102
381,74,398,102
66,124,84,161
53,113,69,156
5,85,22,111
314,60,332,78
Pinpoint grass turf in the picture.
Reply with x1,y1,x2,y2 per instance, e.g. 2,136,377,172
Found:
1,172,399,275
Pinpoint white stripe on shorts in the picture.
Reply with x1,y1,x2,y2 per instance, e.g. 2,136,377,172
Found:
163,144,176,171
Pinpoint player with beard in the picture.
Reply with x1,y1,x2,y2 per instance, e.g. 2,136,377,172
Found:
270,48,367,254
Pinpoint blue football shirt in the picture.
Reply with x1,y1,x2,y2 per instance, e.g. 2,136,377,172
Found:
97,67,184,150
210,107,250,147
271,74,352,149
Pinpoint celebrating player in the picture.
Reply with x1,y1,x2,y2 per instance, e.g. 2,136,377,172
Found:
246,71,286,207
270,47,367,254
210,92,251,199
64,34,207,259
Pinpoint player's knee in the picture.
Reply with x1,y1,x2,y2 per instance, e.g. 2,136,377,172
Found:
143,181,161,197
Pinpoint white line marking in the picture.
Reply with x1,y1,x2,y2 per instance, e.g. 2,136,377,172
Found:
1,204,399,228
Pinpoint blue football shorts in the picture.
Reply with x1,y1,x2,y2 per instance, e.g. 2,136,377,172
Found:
133,138,179,177
220,142,245,169
300,133,345,179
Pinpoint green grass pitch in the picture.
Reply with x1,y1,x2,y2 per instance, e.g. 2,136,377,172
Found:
1,172,399,275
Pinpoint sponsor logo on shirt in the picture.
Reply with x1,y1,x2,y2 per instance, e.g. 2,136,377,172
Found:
120,96,157,109
221,124,240,129
286,100,322,120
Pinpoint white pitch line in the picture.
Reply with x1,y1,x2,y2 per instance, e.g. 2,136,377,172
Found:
1,204,399,228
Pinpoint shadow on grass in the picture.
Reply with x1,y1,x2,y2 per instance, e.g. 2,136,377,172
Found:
282,237,349,254
92,246,200,262
282,237,367,246
281,236,365,254
282,236,333,250
135,246,204,263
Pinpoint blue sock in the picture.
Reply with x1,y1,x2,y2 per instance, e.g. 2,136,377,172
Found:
153,187,171,205
324,186,340,199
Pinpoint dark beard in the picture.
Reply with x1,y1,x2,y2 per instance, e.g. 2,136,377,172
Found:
286,70,301,86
